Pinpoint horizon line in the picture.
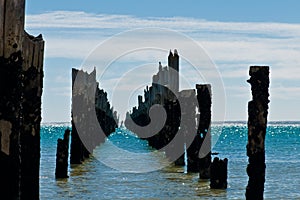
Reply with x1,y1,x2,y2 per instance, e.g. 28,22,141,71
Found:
41,120,300,124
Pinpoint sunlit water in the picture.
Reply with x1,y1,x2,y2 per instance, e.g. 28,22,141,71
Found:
40,122,300,199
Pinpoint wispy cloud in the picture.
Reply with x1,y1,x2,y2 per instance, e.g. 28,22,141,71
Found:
26,11,300,38
26,11,300,121
26,11,300,78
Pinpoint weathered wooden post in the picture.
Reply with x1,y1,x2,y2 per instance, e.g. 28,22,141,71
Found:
170,100,184,166
246,66,270,200
55,129,70,178
162,98,182,164
178,90,198,172
71,69,87,164
0,0,44,199
210,157,228,189
71,68,118,165
196,84,212,179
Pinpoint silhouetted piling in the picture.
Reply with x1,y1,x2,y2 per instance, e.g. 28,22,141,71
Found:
0,0,44,199
71,68,118,165
55,129,70,178
164,98,182,164
125,51,189,164
70,119,84,164
179,90,198,172
246,66,270,200
196,84,212,179
210,157,228,189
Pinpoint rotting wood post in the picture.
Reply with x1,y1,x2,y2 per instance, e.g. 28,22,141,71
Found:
246,66,270,200
71,69,93,164
70,106,84,164
71,68,118,165
210,157,228,189
163,99,183,165
70,68,85,164
0,0,44,199
178,90,198,172
20,32,44,200
173,98,185,166
55,129,70,178
196,84,212,179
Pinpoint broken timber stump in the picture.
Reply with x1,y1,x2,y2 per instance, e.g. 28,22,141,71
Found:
210,157,228,189
178,90,198,172
55,129,70,178
246,66,270,200
0,0,44,199
196,84,212,179
71,68,118,165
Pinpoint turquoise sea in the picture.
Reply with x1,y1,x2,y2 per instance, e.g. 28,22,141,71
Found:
40,122,300,199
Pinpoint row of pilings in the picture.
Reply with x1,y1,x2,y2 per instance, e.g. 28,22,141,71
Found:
0,1,270,196
125,50,270,198
125,83,228,189
55,68,118,178
124,51,228,189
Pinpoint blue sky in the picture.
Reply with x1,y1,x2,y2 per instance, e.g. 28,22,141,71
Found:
24,1,300,122
26,0,300,23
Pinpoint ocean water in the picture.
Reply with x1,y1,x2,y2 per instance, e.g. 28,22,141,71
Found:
40,122,300,199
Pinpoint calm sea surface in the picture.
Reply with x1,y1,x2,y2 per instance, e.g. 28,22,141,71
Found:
40,122,300,199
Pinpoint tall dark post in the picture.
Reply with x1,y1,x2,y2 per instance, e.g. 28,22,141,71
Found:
179,90,198,172
71,68,117,165
210,157,228,189
0,0,44,199
55,129,70,178
70,69,84,164
71,68,93,164
168,49,179,93
196,84,212,179
246,66,270,200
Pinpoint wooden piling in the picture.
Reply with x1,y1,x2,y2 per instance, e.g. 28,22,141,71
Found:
55,129,70,178
179,90,198,172
0,0,44,199
71,68,117,165
196,84,212,179
246,66,270,200
210,157,228,189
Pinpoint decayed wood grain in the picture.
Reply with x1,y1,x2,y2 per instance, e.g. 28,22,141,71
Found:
0,0,44,199
3,0,25,58
0,0,5,57
246,66,270,200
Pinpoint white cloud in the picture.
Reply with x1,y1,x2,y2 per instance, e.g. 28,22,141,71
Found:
26,11,300,37
26,11,300,79
26,11,300,121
